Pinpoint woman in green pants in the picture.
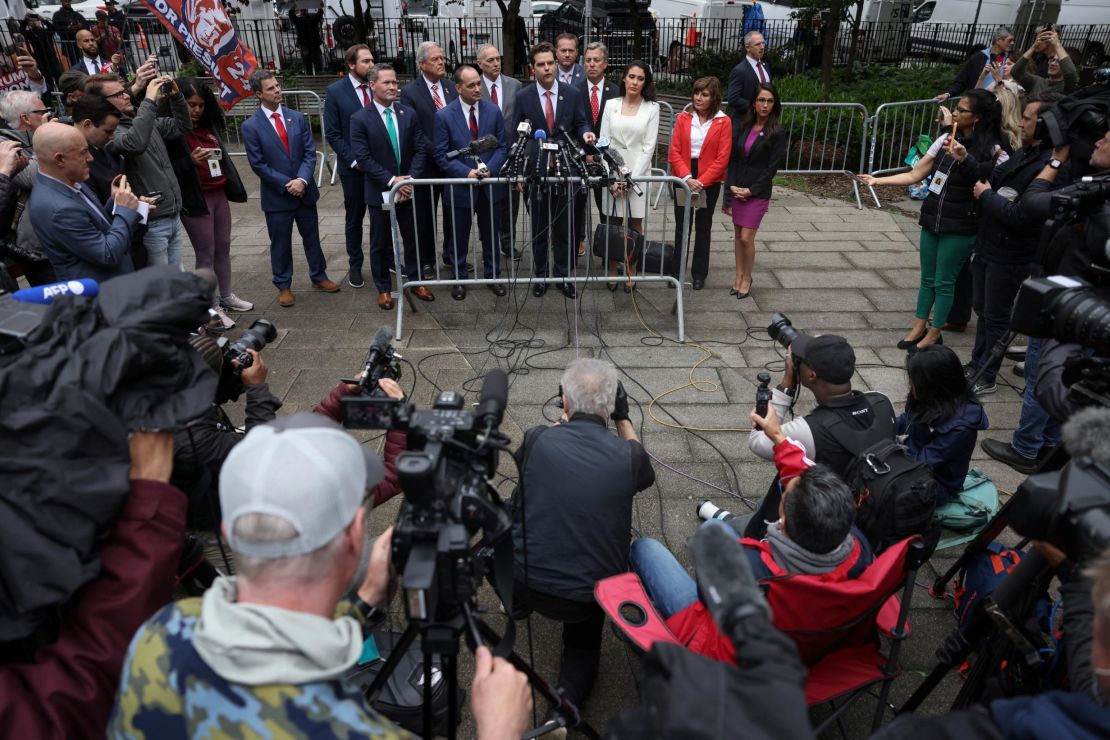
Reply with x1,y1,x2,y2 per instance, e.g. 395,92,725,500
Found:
860,89,1008,352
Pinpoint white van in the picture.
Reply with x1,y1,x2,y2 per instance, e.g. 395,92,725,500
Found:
653,0,750,72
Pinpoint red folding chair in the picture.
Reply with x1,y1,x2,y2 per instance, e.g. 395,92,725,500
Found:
595,536,929,735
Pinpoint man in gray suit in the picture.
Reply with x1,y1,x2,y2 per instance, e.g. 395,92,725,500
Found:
478,43,523,261
574,42,619,250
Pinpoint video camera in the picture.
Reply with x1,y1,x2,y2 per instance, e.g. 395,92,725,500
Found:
340,326,402,400
1011,276,1110,355
767,312,800,349
1009,456,1110,564
1035,74,1110,171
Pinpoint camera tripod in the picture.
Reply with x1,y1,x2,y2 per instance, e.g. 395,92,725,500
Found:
362,600,601,740
899,495,1056,713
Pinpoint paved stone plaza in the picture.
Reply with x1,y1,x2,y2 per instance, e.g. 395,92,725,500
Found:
223,169,1030,736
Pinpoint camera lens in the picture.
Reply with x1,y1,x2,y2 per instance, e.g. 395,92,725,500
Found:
230,319,277,354
766,312,799,349
1051,288,1110,355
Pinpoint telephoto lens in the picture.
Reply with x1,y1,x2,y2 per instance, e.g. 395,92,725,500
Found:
767,312,799,349
697,500,735,522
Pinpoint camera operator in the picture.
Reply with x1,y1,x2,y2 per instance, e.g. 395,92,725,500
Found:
745,333,895,535
0,430,189,737
110,414,533,740
511,358,655,720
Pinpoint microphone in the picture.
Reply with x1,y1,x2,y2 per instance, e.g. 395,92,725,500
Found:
557,126,590,181
1063,407,1110,462
11,278,99,304
476,368,508,428
516,118,532,138
533,129,549,181
445,134,500,161
359,325,394,388
595,137,643,197
505,119,533,179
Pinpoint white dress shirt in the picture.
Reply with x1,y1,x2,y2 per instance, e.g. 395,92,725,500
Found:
689,114,714,159
261,104,308,186
373,99,405,185
534,81,558,121
483,75,501,110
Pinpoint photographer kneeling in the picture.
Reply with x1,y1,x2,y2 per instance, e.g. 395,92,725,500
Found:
110,414,532,739
511,358,655,719
631,404,872,662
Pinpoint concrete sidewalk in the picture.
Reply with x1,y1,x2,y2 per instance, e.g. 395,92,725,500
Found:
223,174,1030,736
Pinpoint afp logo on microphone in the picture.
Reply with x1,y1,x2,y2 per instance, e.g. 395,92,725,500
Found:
45,281,93,298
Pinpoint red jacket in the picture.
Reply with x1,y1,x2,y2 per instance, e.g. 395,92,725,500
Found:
668,111,733,186
313,383,407,507
0,480,187,738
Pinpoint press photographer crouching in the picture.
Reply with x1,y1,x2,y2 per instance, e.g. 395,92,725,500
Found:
511,358,655,720
110,414,532,739
631,404,872,662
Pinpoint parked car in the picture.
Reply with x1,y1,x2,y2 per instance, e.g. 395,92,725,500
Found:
537,0,657,67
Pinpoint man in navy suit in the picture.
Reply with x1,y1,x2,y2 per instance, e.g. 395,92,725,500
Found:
400,41,457,277
28,122,142,282
555,33,585,87
324,43,376,289
575,41,620,243
242,69,338,308
350,63,436,310
514,41,595,299
727,31,771,120
433,65,509,302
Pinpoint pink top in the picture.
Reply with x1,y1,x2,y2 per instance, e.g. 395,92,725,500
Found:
744,127,761,156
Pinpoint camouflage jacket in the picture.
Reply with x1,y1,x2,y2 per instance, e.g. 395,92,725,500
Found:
107,597,415,739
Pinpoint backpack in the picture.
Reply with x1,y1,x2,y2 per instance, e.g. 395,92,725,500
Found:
842,438,937,554
934,468,1000,551
952,543,1023,630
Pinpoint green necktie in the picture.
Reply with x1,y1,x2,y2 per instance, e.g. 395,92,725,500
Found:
384,107,401,172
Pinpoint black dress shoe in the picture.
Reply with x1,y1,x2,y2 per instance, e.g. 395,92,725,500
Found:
692,278,705,290
501,245,523,260
558,282,576,299
532,282,547,297
487,283,506,297
980,439,1041,475
897,330,928,350
452,284,466,301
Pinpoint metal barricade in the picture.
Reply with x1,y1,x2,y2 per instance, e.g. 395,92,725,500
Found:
651,100,677,210
779,101,871,210
222,90,328,187
383,175,692,342
865,97,953,208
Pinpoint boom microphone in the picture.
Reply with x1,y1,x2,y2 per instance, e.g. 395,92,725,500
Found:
476,368,508,428
11,278,99,304
445,134,500,161
360,325,394,383
595,137,643,197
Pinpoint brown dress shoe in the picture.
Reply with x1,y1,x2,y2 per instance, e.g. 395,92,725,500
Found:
942,322,967,332
312,279,341,293
411,286,435,302
377,292,394,310
278,288,295,307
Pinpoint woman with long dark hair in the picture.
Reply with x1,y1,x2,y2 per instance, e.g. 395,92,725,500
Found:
667,76,731,290
726,82,786,299
176,77,251,328
898,345,989,505
860,89,1008,351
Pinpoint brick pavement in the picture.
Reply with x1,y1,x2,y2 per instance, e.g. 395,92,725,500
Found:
221,169,1030,737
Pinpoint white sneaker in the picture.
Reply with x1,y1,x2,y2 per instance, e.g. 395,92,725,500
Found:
211,306,235,330
220,293,254,312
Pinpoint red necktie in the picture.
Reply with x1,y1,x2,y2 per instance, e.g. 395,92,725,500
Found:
757,62,767,83
490,82,499,107
544,90,555,133
272,112,289,152
431,83,444,110
469,105,478,139
590,84,600,125
359,84,370,106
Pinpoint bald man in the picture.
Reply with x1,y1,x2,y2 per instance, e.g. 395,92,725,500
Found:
29,122,143,281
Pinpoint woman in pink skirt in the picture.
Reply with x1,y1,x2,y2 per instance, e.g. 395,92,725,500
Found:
726,83,787,298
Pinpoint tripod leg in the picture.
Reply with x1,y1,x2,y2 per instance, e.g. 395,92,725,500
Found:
364,622,421,701
445,653,458,740
424,652,433,740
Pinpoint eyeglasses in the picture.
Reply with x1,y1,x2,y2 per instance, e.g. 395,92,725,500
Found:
956,107,973,115
106,89,129,99
28,108,50,115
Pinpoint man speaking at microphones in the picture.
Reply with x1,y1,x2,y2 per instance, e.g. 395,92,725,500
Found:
432,65,509,301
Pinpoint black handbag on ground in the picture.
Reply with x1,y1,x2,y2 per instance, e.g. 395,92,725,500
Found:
640,240,676,275
592,223,643,264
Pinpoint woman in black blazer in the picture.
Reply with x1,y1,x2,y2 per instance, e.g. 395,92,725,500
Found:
726,83,787,299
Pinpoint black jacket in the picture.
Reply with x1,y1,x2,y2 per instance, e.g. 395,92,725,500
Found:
919,135,992,236
973,144,1053,264
946,48,1001,98
805,391,897,479
727,124,787,201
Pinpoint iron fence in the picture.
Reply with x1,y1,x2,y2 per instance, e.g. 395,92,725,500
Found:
864,97,953,207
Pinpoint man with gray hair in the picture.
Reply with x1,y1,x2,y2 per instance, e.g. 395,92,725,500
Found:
110,413,533,738
0,89,56,284
511,358,655,724
936,26,1015,101
727,30,770,119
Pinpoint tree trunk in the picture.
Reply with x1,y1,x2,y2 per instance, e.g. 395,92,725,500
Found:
629,0,644,60
352,0,367,42
845,0,864,82
497,0,521,78
820,0,843,101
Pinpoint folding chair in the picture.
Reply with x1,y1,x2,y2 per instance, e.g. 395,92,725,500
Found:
595,536,929,735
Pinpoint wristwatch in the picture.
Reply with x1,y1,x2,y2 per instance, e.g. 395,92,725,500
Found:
1049,159,1063,170
776,384,796,398
353,596,388,629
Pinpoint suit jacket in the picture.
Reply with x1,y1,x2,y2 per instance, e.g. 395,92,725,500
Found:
668,110,733,186
87,144,125,202
728,123,788,201
28,172,140,282
481,73,521,131
324,75,370,178
727,57,768,117
433,98,509,208
70,56,110,75
556,63,585,87
350,101,426,207
399,76,458,177
512,81,591,143
574,77,619,136
241,105,320,213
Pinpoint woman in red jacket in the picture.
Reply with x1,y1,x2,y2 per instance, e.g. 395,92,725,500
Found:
667,76,732,290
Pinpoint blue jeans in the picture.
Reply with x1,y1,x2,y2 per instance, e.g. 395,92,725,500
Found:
630,519,737,619
144,216,185,269
1011,337,1062,459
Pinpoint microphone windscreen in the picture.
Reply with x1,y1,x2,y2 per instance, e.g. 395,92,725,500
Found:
11,278,99,305
534,129,547,140
371,325,394,350
477,368,508,425
1063,407,1110,464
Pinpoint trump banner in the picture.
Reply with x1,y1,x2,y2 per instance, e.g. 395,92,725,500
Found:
138,0,258,109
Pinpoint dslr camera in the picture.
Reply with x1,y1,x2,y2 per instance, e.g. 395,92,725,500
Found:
1010,456,1110,564
201,318,277,404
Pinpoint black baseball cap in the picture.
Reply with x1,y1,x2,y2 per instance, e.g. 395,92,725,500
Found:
791,334,855,384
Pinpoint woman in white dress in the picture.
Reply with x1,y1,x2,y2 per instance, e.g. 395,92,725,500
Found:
599,61,659,290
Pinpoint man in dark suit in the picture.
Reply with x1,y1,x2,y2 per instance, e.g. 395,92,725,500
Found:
477,43,523,261
28,122,141,282
350,63,435,310
727,31,771,119
242,69,338,308
324,43,376,289
555,33,585,87
71,28,121,76
513,41,595,299
433,65,509,301
575,41,619,248
400,41,457,277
